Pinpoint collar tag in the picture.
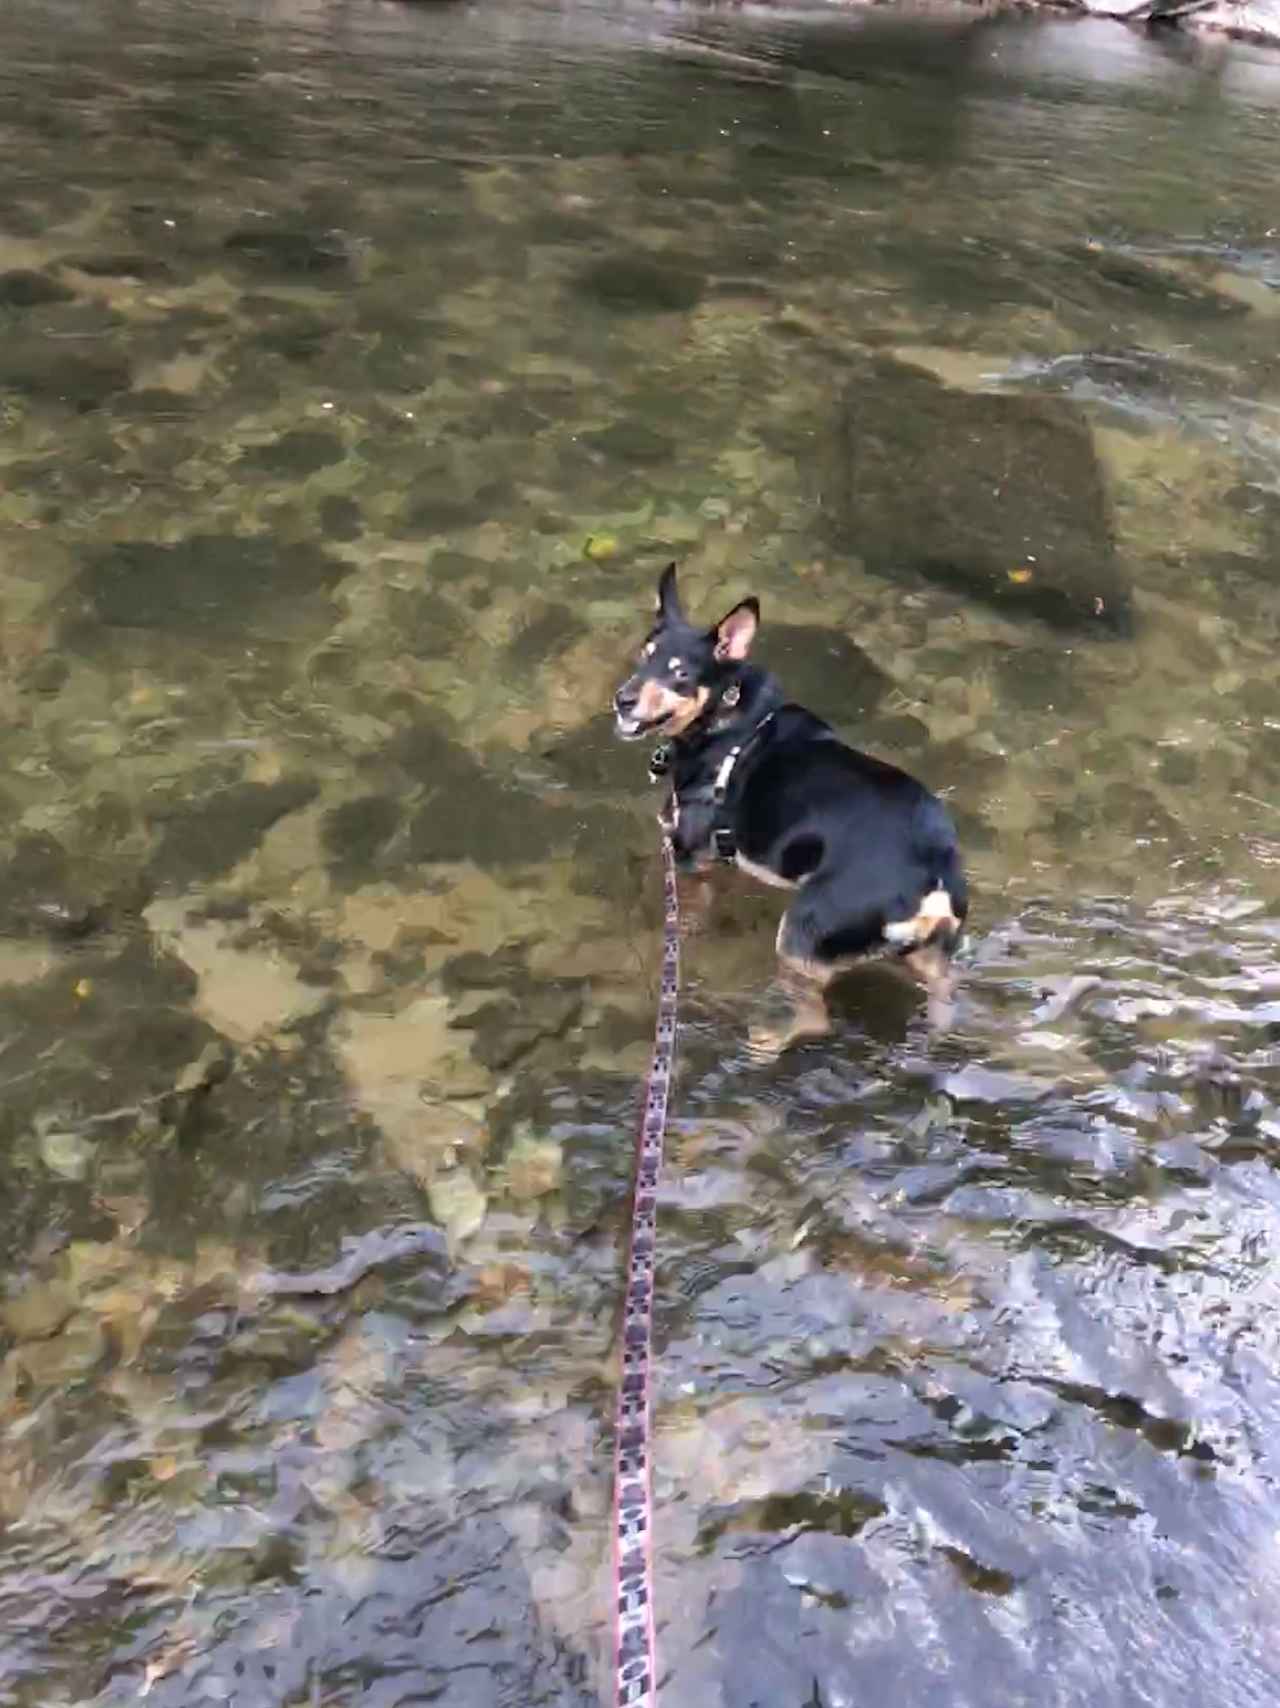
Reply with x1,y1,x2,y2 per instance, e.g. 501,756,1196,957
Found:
721,682,741,710
648,742,672,782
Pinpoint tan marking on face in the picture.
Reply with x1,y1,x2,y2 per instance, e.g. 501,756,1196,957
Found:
658,684,710,736
634,680,709,734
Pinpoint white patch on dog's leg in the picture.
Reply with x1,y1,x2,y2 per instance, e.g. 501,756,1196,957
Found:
883,884,957,947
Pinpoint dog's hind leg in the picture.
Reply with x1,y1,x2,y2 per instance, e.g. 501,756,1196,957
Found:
746,906,840,1060
902,940,957,1031
746,966,833,1061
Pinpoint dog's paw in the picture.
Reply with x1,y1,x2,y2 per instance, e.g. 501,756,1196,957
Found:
745,1020,789,1062
746,997,831,1062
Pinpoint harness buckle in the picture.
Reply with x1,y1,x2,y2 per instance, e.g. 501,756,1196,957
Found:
712,827,737,861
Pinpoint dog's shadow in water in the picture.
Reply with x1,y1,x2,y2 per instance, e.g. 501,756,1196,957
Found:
825,963,926,1043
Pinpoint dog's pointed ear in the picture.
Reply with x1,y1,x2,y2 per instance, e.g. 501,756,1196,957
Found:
656,563,682,621
711,597,759,662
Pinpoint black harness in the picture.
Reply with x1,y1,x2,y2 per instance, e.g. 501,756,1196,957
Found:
650,704,777,863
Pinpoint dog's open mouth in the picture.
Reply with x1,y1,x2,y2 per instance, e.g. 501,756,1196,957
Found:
615,710,663,742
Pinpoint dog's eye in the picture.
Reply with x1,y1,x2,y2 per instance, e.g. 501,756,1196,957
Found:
667,657,686,680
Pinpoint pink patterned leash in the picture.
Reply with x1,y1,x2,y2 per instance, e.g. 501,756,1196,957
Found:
611,832,680,1708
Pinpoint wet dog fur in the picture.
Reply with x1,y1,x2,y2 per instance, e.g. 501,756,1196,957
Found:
612,565,968,1049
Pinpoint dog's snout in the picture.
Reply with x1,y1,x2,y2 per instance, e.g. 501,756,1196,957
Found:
613,681,639,716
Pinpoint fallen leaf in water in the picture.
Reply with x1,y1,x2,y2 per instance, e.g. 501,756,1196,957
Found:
584,532,619,561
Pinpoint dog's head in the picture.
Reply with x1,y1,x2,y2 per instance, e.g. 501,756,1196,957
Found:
612,564,759,742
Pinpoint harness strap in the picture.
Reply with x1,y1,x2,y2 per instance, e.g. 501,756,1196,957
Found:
709,710,776,860
649,708,778,863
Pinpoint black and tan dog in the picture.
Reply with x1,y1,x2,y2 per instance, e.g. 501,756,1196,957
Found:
613,565,967,1049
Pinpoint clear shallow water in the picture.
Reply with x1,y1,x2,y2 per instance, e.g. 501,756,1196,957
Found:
1,1,1279,1703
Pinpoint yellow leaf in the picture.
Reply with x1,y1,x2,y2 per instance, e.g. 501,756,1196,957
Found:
584,533,619,562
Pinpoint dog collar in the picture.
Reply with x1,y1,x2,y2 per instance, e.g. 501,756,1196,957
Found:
649,687,763,789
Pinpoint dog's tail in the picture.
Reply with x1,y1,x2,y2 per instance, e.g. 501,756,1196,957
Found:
883,885,962,953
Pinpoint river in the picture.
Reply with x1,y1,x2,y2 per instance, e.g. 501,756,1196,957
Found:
1,2,1279,1704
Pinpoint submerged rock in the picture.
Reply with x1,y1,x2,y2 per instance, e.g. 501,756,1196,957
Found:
0,348,132,411
453,983,583,1071
390,720,569,868
0,269,74,308
322,794,403,885
504,603,589,672
76,533,346,633
148,777,319,888
574,254,705,314
829,355,1131,632
584,422,676,466
62,252,175,280
319,494,364,541
222,226,351,277
1073,243,1248,320
243,428,347,477
0,832,107,941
